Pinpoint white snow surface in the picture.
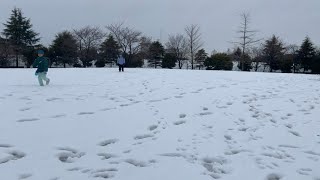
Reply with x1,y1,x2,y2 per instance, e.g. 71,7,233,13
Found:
0,68,320,180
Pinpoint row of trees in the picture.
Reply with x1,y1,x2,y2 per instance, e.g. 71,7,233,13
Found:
228,13,320,74
0,8,203,69
1,8,319,74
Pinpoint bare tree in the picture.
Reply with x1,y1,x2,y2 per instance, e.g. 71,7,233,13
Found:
73,26,105,67
185,24,202,69
166,34,188,69
232,13,261,71
106,23,142,66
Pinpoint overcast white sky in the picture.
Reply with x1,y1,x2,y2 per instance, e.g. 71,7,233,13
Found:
0,0,319,52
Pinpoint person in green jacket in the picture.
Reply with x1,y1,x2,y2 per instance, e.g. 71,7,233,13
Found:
32,50,50,86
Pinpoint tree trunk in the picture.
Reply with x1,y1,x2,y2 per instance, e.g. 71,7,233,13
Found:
15,53,19,67
191,55,194,70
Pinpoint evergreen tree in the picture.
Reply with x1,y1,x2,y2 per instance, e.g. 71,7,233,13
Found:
0,36,13,67
148,41,164,68
311,50,320,74
162,53,176,69
262,35,285,72
298,37,316,73
97,35,121,67
204,53,233,70
280,54,294,73
195,49,207,70
49,31,77,68
2,8,40,67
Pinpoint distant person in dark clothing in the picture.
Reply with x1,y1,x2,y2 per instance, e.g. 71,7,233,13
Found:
117,54,126,72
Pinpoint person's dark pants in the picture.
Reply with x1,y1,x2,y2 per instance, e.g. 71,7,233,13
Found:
118,64,124,72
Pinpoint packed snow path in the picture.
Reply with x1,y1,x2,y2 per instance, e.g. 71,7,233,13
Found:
0,68,320,180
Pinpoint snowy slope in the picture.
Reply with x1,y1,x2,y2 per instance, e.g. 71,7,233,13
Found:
0,68,319,180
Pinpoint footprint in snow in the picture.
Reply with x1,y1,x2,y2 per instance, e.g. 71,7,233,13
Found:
287,113,293,117
78,112,95,115
50,114,66,119
0,144,13,148
199,112,213,116
125,159,148,167
123,150,131,154
81,169,92,174
174,120,186,125
203,107,209,111
134,134,154,140
93,168,118,173
92,172,115,179
284,124,293,129
304,151,320,156
17,118,40,123
265,173,283,180
56,147,85,163
46,97,61,102
224,135,232,140
148,125,158,131
270,119,277,124
97,153,118,160
100,107,116,111
67,167,82,171
278,144,300,149
226,102,233,106
98,139,119,147
289,131,301,137
19,107,32,112
18,173,32,179
179,114,187,118
296,168,312,176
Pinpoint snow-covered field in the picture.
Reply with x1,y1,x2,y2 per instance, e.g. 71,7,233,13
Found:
0,68,320,180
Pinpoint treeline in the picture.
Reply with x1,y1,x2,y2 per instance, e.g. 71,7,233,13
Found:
0,8,319,73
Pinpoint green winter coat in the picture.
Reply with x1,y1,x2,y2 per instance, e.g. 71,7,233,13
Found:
32,57,49,73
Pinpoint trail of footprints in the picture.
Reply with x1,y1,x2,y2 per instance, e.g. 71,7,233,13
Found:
5,82,320,179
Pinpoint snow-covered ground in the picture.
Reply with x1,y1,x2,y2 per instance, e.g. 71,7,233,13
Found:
0,68,320,180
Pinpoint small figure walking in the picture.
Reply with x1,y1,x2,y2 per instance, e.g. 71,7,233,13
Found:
117,54,126,72
32,50,50,86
